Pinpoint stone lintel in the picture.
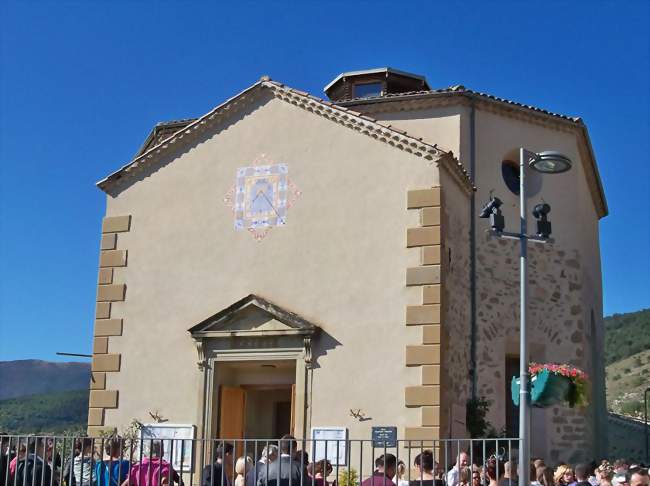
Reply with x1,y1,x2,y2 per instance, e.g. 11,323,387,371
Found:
96,302,111,319
422,285,441,304
102,216,131,233
422,325,441,345
407,188,440,209
89,390,118,408
90,372,106,390
421,406,441,426
97,284,126,302
405,385,440,406
100,234,117,250
406,305,440,325
420,207,441,226
405,345,440,366
87,408,105,426
406,266,441,286
100,250,127,268
421,246,441,265
98,268,113,285
421,365,440,385
92,354,121,372
94,319,123,337
93,337,109,354
407,227,440,247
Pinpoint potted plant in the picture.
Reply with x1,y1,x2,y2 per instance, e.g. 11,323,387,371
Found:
511,363,589,408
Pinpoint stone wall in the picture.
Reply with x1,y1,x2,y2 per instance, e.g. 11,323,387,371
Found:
608,413,647,462
475,231,599,462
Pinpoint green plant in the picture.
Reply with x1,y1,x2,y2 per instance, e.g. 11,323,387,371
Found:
338,468,359,486
620,400,644,416
466,397,491,438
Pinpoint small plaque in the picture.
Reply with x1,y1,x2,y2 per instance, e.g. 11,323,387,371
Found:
372,426,397,448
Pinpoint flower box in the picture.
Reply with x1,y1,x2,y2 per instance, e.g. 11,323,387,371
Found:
511,363,589,408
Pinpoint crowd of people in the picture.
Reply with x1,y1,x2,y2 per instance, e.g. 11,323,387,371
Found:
0,436,648,486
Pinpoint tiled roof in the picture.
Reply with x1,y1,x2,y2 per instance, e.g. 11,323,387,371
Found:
337,85,584,124
98,78,475,195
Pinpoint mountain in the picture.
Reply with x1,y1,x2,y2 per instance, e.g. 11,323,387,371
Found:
0,359,91,400
0,389,89,434
604,308,650,365
604,308,650,418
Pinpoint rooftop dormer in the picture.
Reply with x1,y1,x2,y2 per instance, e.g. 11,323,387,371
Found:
324,67,430,102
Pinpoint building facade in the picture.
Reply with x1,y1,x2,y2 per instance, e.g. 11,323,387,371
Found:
88,68,607,462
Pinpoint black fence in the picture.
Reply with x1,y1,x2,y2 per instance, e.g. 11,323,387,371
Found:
0,436,521,486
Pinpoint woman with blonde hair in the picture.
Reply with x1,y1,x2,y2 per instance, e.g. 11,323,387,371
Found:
234,456,253,486
554,465,574,486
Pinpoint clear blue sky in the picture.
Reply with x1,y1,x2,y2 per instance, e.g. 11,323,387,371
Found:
1,1,648,362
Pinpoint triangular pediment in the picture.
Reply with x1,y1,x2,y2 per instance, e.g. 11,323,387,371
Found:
188,294,318,338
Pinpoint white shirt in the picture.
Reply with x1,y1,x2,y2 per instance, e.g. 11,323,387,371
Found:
448,467,460,486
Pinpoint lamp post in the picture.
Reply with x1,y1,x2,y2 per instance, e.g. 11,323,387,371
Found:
480,148,572,484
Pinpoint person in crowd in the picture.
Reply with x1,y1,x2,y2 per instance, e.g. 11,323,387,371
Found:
73,438,95,486
554,466,574,486
234,457,253,486
122,440,176,486
575,464,592,486
95,437,130,486
459,467,472,486
246,445,277,486
624,467,648,486
202,442,234,486
394,461,409,486
471,467,481,486
311,460,332,486
9,443,27,483
533,461,546,471
410,450,438,486
485,459,505,486
448,453,470,486
360,454,396,486
535,467,554,486
256,436,303,486
499,462,517,486
15,438,52,486
586,462,599,486
596,461,614,486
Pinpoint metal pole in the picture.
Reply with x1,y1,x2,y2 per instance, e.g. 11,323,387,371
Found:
518,148,530,485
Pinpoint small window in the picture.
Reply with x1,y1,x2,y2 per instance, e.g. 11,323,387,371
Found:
354,82,383,98
501,160,520,195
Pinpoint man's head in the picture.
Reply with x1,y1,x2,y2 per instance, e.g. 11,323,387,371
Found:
279,435,297,456
575,464,590,482
150,440,164,459
458,452,469,468
27,438,46,458
625,467,649,486
105,437,123,458
376,454,397,478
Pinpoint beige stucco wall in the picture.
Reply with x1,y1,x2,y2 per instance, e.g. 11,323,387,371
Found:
100,92,447,439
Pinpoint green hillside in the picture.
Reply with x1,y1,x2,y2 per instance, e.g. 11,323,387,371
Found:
604,308,650,418
0,389,88,434
604,308,650,364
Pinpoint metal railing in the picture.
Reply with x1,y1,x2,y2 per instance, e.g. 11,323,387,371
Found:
0,436,521,486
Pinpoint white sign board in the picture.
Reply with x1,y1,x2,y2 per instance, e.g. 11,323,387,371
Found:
140,423,195,472
311,427,347,466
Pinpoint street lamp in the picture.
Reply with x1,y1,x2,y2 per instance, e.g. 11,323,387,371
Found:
479,148,572,484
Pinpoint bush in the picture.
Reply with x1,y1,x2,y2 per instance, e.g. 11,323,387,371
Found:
620,400,644,416
338,468,358,486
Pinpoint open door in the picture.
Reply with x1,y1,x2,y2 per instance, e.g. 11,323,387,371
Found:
219,386,246,459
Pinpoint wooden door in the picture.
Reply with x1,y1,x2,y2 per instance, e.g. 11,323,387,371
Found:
219,386,246,459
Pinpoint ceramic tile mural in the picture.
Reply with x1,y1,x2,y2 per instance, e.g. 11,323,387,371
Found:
224,154,301,241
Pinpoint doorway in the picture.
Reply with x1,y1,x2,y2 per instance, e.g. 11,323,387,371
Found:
215,360,296,443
